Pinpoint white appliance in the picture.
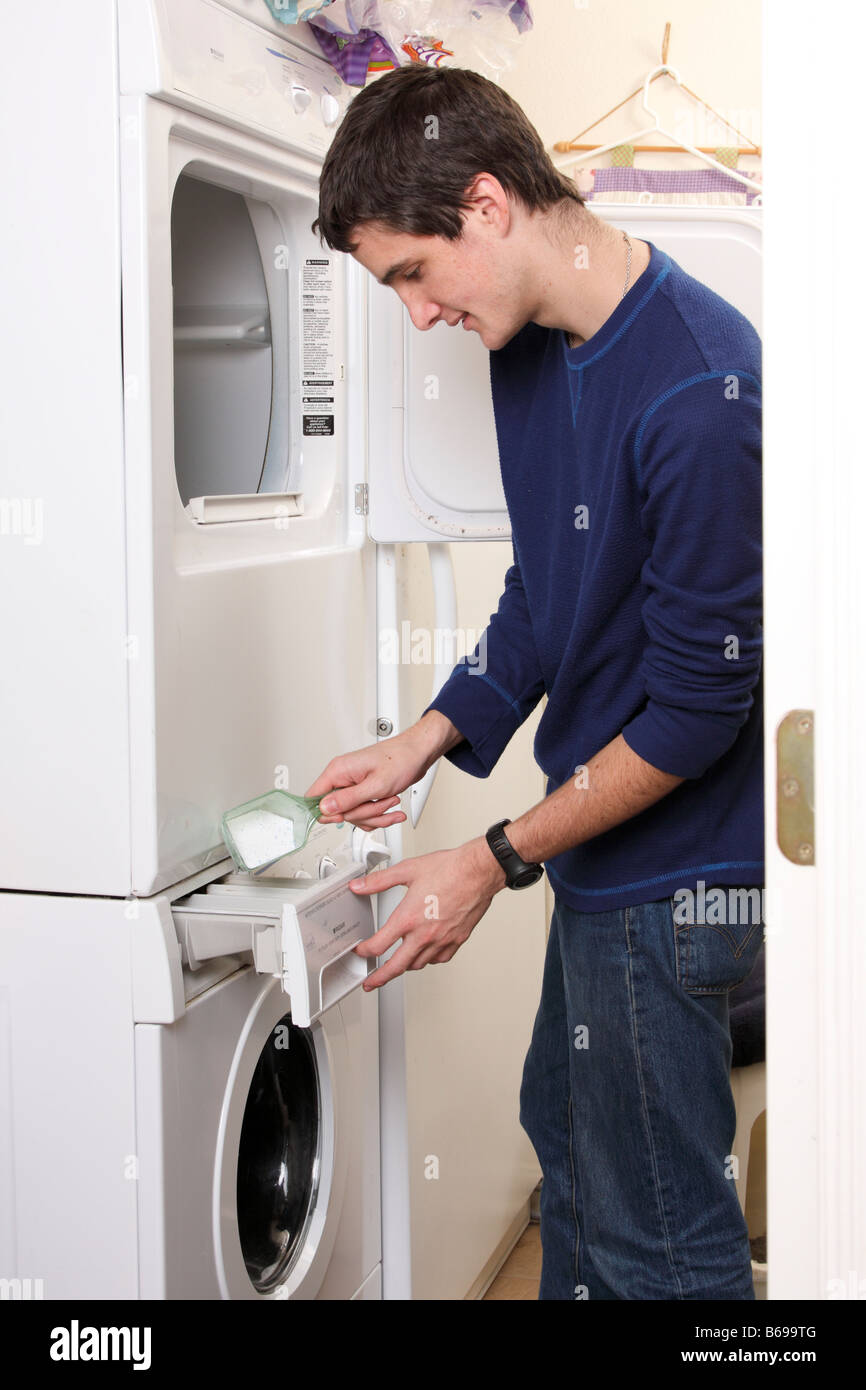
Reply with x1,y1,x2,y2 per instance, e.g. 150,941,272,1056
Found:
0,824,388,1300
0,0,763,1300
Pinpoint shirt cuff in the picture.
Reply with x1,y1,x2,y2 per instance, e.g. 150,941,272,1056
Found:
422,666,528,778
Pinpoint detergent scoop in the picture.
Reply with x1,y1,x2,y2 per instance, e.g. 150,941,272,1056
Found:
221,790,327,874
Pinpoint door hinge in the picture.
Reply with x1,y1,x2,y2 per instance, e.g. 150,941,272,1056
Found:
776,709,815,865
354,482,368,515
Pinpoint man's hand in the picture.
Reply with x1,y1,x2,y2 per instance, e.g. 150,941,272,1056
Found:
304,711,464,832
350,836,507,990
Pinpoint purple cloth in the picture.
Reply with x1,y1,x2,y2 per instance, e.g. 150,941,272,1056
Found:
585,166,761,206
505,0,533,34
311,27,399,85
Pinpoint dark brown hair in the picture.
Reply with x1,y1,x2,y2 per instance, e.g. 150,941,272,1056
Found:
312,64,585,252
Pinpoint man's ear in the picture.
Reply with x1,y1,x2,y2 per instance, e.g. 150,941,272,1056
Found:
462,173,511,234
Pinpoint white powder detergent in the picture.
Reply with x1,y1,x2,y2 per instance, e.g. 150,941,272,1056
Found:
230,807,296,867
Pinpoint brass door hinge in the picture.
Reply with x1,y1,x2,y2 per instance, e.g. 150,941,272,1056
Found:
776,710,815,865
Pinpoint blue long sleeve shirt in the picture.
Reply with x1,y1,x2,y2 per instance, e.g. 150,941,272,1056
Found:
423,240,763,912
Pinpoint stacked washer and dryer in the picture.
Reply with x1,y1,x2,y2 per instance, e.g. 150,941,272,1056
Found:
0,0,387,1300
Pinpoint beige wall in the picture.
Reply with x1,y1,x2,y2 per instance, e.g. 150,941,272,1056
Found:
504,0,760,173
387,0,762,1298
398,537,548,1300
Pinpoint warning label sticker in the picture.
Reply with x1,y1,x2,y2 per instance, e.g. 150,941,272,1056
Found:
302,414,334,436
301,258,335,437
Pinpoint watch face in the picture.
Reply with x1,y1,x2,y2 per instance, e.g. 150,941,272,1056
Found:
511,865,544,889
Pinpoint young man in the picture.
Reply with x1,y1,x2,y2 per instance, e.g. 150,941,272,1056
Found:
306,64,764,1300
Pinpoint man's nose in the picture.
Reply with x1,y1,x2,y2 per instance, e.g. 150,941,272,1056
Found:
402,293,442,332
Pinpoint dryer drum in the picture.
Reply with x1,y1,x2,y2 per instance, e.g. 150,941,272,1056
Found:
236,1014,321,1292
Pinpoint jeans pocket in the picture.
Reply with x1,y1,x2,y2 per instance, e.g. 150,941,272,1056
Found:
669,884,764,994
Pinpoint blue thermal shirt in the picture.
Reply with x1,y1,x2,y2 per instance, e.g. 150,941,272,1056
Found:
423,240,763,911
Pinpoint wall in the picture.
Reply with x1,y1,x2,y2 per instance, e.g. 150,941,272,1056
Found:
506,0,760,178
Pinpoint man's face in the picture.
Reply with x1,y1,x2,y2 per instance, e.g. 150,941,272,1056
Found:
349,215,527,351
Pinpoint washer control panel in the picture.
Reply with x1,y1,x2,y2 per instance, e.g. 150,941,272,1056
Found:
119,0,349,155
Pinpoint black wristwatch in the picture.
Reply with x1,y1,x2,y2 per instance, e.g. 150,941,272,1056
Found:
485,819,544,890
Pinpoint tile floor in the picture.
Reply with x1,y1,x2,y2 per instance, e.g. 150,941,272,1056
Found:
482,1221,542,1300
483,1115,766,1301
482,1211,767,1301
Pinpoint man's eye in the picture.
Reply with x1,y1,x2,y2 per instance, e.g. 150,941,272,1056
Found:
404,268,420,281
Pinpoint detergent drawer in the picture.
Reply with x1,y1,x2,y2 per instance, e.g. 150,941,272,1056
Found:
172,841,390,1027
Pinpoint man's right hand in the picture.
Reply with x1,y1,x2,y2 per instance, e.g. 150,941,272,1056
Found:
303,711,464,832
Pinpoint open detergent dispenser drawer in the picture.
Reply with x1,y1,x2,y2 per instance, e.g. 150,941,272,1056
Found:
172,835,390,1026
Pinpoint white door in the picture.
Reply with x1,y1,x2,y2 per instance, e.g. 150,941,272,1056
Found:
763,2,865,1302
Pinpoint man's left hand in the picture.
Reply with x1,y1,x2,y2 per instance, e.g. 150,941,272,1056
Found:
350,837,507,990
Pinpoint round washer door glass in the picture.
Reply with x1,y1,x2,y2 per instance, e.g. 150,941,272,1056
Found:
236,1013,320,1292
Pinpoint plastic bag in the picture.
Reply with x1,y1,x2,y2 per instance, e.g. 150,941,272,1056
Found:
310,0,533,81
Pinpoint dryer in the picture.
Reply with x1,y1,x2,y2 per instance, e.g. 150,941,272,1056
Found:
1,0,365,899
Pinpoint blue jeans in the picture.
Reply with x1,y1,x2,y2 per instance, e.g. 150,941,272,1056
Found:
519,889,764,1300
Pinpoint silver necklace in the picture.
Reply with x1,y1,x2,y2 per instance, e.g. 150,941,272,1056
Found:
567,230,632,349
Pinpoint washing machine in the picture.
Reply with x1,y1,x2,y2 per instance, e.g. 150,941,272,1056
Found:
0,826,388,1299
137,826,390,1300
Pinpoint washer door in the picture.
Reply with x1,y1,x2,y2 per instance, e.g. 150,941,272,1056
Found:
214,979,348,1299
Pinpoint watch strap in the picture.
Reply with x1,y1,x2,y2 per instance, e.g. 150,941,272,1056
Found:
485,819,543,889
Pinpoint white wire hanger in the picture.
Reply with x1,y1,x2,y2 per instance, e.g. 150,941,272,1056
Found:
552,27,762,198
